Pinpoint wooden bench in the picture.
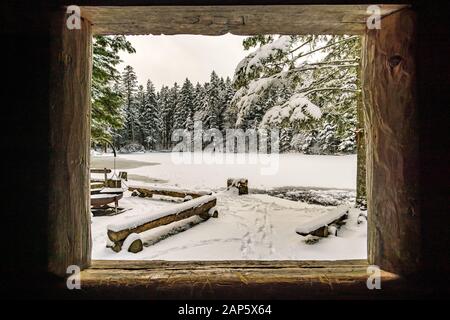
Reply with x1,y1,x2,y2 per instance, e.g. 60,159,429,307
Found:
107,195,217,253
295,206,349,237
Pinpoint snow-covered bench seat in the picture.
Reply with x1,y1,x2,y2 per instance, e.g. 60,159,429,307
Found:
295,205,349,237
129,185,212,200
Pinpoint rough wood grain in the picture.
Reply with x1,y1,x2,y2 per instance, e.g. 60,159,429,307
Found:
362,9,420,276
126,238,143,253
76,260,414,299
80,5,408,35
107,197,217,242
90,259,369,269
90,168,111,174
48,9,92,277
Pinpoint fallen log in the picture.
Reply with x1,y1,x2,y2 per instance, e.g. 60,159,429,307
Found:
128,185,212,199
208,206,219,218
90,168,112,174
107,195,217,243
123,233,143,253
140,216,206,247
295,206,349,237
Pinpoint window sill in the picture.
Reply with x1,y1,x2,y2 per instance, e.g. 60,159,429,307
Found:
78,259,409,299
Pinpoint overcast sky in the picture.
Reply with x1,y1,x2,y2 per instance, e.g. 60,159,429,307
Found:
118,34,249,90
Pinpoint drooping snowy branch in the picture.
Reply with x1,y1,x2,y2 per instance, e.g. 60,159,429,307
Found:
222,34,362,154
236,36,293,77
261,94,322,128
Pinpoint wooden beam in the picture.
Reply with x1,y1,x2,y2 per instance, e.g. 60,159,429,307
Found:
90,259,369,269
76,260,417,299
48,8,92,277
362,8,420,276
90,168,112,174
129,185,212,199
81,5,408,35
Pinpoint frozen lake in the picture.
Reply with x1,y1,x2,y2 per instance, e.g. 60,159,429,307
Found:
92,152,357,191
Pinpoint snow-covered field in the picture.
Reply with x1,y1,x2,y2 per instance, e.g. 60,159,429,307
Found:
91,152,366,260
94,152,357,190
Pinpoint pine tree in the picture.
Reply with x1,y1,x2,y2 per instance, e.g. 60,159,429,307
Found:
135,85,147,145
159,84,179,149
202,71,225,130
91,36,135,143
192,82,206,124
175,78,195,130
141,80,160,150
280,128,293,153
120,65,139,144
222,77,237,129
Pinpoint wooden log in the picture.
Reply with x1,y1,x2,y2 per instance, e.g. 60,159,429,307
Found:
107,195,217,242
128,239,143,253
90,168,112,174
91,182,104,189
208,207,219,218
123,233,143,253
227,178,248,195
128,185,212,199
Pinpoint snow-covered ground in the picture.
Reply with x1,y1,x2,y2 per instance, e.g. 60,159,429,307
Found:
91,152,366,260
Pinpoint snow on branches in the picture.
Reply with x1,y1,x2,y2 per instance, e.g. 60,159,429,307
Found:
261,94,322,127
243,36,292,75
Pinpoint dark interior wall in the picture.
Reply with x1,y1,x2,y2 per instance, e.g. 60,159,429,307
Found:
1,2,52,275
415,2,450,278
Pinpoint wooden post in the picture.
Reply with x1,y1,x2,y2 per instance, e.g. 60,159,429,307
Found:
227,178,249,195
355,38,367,209
362,9,420,276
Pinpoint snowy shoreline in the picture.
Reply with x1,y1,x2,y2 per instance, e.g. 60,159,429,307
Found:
92,152,357,190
